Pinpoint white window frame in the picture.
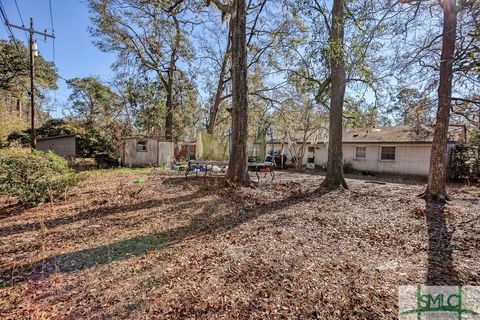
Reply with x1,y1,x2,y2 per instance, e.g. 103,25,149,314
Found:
380,146,396,161
355,146,367,160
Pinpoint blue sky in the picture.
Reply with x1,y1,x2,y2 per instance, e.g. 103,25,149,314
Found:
1,0,116,116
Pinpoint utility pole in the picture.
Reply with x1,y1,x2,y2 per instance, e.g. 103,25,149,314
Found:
6,18,54,149
29,19,35,149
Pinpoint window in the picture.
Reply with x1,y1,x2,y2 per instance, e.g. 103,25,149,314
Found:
136,140,148,152
381,146,396,160
355,146,366,159
307,146,315,164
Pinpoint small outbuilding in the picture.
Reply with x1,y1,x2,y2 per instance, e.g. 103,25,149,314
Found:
122,137,174,167
37,134,76,162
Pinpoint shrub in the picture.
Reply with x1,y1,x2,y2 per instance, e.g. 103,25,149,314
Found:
343,162,354,174
6,130,30,147
449,130,480,183
7,119,117,157
0,148,83,205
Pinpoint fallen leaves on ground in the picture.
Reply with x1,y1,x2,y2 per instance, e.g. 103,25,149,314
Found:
0,170,479,319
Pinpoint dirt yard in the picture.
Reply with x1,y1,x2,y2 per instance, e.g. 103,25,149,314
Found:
0,169,479,319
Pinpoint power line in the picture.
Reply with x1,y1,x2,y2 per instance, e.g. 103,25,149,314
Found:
48,0,54,33
13,0,28,41
51,35,55,65
1,0,63,134
0,2,18,43
4,17,55,149
48,0,55,62
0,0,29,68
0,1,59,92
57,74,68,82
48,0,57,104
0,1,30,94
0,0,6,22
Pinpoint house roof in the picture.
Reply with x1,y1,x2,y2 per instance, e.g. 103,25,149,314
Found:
268,129,328,144
37,134,76,141
341,125,465,144
122,136,173,142
268,125,466,145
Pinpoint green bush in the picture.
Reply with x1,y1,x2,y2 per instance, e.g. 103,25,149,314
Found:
0,148,83,205
7,119,117,157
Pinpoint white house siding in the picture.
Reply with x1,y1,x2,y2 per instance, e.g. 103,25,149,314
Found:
345,144,432,176
316,143,461,176
314,144,432,176
270,141,457,176
315,145,328,168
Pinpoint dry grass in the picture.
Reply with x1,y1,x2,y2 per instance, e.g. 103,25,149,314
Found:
0,169,479,319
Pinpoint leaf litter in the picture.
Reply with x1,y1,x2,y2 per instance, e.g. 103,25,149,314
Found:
0,170,479,319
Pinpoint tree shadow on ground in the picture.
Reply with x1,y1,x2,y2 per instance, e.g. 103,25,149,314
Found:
0,188,213,238
425,199,460,285
0,203,26,220
0,187,329,288
289,170,426,186
162,175,227,187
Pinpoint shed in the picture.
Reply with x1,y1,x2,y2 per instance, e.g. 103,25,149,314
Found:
37,134,76,162
122,137,174,167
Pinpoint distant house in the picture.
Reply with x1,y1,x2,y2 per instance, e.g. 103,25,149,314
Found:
268,125,466,176
122,137,174,167
37,134,76,162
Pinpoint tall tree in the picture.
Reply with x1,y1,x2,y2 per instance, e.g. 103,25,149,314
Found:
202,0,288,135
209,0,251,185
0,39,57,142
391,87,432,130
392,0,479,198
89,0,191,140
344,98,378,129
276,0,397,179
226,0,250,184
67,77,122,126
121,77,165,138
274,92,327,171
424,0,458,201
206,24,231,134
321,0,348,189
0,39,57,93
67,77,126,150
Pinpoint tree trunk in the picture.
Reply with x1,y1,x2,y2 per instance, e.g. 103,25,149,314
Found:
321,0,348,190
425,0,457,201
164,15,180,141
207,25,231,135
296,144,305,171
225,0,250,185
165,75,174,141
